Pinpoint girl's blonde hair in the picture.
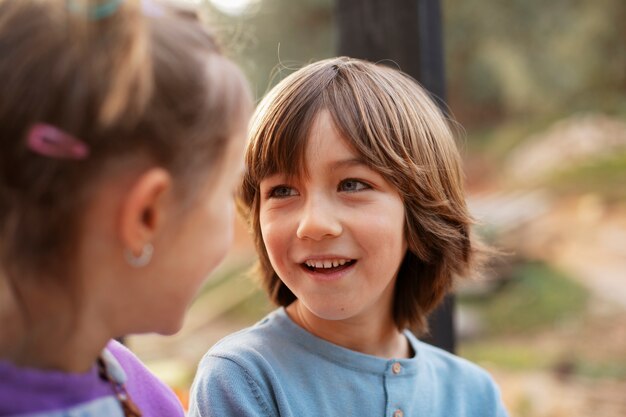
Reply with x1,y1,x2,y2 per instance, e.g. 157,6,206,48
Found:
0,1,251,288
240,57,484,333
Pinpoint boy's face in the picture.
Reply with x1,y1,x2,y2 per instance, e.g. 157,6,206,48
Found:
259,110,407,330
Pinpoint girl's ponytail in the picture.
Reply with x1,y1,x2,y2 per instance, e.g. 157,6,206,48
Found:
68,0,154,129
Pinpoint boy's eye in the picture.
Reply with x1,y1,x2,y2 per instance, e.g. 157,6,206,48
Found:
268,185,297,198
338,179,369,192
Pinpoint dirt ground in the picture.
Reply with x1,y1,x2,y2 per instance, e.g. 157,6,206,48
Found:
465,182,626,416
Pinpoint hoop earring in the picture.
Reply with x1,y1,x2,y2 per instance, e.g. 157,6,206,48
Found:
124,244,154,268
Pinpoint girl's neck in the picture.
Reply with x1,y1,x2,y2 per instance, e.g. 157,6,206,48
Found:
286,301,411,359
14,320,110,373
0,276,26,359
0,283,111,373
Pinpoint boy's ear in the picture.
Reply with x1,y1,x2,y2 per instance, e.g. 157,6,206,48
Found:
119,168,172,254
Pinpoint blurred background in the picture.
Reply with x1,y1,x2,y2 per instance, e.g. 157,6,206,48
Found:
127,0,626,416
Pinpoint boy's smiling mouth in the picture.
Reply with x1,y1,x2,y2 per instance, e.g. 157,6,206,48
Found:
301,258,357,274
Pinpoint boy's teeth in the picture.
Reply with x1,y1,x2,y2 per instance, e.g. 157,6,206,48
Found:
305,259,350,269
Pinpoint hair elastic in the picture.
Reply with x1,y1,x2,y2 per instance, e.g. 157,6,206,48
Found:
66,0,125,20
26,123,89,160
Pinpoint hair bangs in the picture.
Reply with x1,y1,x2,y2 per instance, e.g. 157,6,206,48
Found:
246,75,335,185
321,65,415,188
252,109,316,183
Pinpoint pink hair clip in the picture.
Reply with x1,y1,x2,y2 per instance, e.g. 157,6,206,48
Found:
26,123,89,160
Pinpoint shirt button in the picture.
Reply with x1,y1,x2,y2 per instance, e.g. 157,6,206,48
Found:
393,409,404,417
392,362,402,374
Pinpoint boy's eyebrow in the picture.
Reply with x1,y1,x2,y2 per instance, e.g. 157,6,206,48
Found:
262,158,368,181
329,157,368,169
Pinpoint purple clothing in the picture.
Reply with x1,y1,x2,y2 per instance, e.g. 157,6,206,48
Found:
0,340,184,417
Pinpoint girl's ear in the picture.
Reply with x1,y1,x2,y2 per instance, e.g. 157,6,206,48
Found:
119,168,172,255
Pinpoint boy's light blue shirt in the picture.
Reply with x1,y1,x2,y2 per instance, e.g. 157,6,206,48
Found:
190,308,509,417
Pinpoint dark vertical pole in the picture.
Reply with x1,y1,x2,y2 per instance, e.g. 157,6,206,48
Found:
336,0,455,353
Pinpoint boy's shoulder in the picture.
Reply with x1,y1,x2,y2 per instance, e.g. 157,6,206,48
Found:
205,309,290,360
192,308,296,404
196,307,317,385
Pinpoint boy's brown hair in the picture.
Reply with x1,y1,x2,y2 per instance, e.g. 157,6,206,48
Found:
240,57,484,333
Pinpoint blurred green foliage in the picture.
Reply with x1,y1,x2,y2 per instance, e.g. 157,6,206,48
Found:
460,343,554,371
460,261,588,335
203,0,334,99
575,360,626,379
445,0,625,124
225,287,273,321
202,0,625,129
462,340,626,380
457,261,626,380
547,151,626,201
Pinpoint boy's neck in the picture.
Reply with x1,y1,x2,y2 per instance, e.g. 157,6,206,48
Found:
286,301,411,359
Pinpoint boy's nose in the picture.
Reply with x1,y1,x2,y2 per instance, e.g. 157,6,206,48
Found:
296,197,342,241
